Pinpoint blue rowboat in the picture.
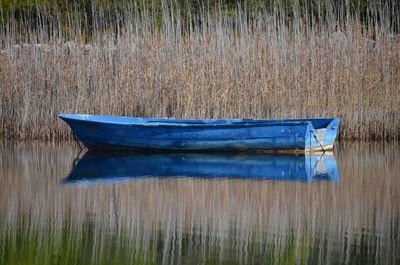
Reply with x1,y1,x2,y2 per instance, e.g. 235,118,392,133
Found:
58,114,339,152
63,152,339,185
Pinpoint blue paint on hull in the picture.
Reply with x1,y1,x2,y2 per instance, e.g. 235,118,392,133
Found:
58,114,340,152
63,152,339,185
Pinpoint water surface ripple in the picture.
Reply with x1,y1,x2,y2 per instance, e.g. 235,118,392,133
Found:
0,142,399,265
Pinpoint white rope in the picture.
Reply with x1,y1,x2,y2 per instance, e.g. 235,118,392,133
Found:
310,128,326,152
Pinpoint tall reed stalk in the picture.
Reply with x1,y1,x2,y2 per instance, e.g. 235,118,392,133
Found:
0,0,399,140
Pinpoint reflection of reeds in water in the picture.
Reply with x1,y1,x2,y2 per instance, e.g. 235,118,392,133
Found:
0,142,399,264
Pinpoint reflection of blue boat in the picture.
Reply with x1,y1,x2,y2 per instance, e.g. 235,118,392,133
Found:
63,152,339,185
58,114,339,152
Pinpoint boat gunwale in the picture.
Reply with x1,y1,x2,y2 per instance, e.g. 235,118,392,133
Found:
58,114,337,128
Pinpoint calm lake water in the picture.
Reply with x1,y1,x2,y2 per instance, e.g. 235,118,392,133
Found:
0,141,399,265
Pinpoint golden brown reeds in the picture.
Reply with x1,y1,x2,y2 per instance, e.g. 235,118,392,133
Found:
0,1,399,140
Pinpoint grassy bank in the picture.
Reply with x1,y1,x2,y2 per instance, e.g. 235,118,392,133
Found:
0,0,399,140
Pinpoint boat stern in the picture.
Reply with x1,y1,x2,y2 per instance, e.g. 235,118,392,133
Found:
305,118,340,152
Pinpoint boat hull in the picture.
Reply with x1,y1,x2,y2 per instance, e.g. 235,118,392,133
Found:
58,115,339,152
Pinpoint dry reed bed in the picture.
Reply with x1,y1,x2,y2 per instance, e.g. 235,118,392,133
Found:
0,3,399,141
0,142,399,264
